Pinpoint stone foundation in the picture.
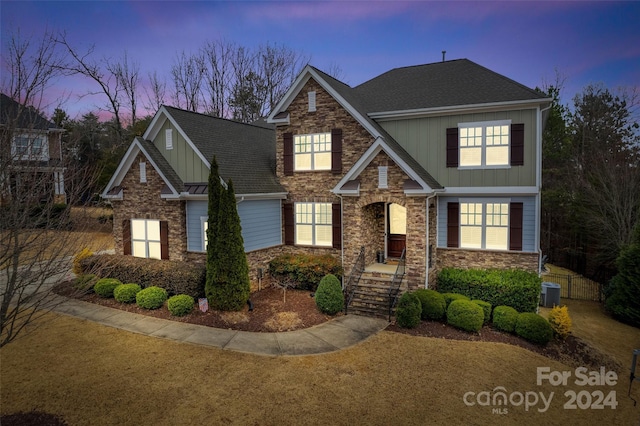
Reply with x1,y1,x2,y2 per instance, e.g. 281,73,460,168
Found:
436,247,539,276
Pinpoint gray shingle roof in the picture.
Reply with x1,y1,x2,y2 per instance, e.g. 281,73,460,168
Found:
354,59,547,113
163,106,285,195
0,93,57,130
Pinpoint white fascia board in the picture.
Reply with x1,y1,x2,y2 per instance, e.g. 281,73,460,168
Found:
443,186,539,196
267,69,313,122
102,189,123,200
100,140,140,198
369,98,554,121
332,137,434,195
179,192,288,201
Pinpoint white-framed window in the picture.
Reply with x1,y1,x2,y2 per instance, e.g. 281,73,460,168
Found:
308,91,316,112
460,200,509,250
459,120,511,168
201,216,208,251
165,129,173,150
131,219,161,259
294,133,331,171
295,202,332,246
13,134,47,159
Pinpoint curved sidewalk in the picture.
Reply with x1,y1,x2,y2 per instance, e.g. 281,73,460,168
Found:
51,296,389,356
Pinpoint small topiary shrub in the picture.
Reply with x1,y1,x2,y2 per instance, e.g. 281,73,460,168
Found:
94,278,122,298
447,299,484,332
73,248,93,275
492,305,519,333
515,312,554,345
136,286,168,310
314,274,344,315
114,283,142,303
548,305,572,339
73,273,97,293
396,292,422,328
414,289,446,320
167,294,195,316
269,253,343,291
471,300,492,324
442,293,470,308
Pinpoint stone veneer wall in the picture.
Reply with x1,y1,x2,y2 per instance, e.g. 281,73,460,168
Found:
436,248,539,278
112,152,187,261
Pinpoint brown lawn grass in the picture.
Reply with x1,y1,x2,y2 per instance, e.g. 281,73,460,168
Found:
1,313,638,425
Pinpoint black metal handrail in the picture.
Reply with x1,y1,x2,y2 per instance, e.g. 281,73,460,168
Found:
344,246,365,314
388,248,406,320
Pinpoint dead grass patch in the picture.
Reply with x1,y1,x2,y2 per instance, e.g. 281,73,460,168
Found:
218,311,250,325
264,312,302,331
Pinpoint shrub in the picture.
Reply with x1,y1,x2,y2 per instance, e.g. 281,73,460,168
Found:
437,268,542,312
73,248,93,275
396,292,422,328
314,274,344,315
442,293,469,308
414,289,446,320
515,312,554,345
114,283,142,303
167,294,195,316
79,254,206,298
94,278,122,298
136,286,168,310
73,274,97,293
471,300,492,324
269,253,343,291
492,305,519,333
548,305,572,339
447,300,484,332
604,226,640,327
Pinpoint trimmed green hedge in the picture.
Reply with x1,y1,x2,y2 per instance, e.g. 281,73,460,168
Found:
80,254,205,298
471,300,492,324
437,268,541,312
447,299,484,332
414,289,446,320
515,312,553,345
136,286,168,310
167,295,195,316
492,305,519,333
396,292,422,328
94,278,122,298
114,283,141,303
314,274,344,315
442,293,470,308
268,253,343,291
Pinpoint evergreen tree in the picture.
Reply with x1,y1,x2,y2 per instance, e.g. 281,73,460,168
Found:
207,179,250,310
205,157,223,303
605,221,640,327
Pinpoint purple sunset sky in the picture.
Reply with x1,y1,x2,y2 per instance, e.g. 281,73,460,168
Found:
2,0,639,120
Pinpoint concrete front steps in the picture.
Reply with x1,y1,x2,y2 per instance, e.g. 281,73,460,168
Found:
346,271,408,319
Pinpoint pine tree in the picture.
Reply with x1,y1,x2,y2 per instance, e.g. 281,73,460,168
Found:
205,157,223,303
207,179,250,311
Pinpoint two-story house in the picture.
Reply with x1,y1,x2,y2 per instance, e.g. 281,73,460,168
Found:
1,93,66,205
102,59,550,300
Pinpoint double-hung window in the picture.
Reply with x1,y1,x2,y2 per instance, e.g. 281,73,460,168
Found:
294,133,331,171
295,202,332,246
459,120,511,168
460,201,509,250
131,219,161,259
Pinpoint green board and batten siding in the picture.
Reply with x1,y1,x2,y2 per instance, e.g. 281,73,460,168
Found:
379,109,538,188
153,120,210,183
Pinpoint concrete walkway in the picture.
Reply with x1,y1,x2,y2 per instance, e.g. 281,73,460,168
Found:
50,295,389,356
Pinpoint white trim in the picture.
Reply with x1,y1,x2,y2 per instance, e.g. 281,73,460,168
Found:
378,166,388,189
443,186,538,196
177,192,288,201
165,128,173,150
139,162,147,183
201,216,208,252
368,98,553,121
457,119,512,169
308,91,316,112
458,199,511,251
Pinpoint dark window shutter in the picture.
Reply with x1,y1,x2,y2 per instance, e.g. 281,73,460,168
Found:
283,203,294,245
160,221,169,259
446,128,459,168
332,203,342,249
331,128,342,174
511,123,524,166
123,219,131,255
283,132,293,176
447,202,459,248
509,202,523,251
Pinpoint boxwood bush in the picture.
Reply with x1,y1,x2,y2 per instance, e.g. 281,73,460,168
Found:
269,253,343,291
396,292,422,328
73,273,98,293
114,283,142,303
437,268,541,312
442,293,470,308
94,278,122,298
447,299,484,332
515,312,554,345
167,294,195,316
79,254,205,298
414,289,446,320
314,274,344,315
471,300,492,324
492,305,519,333
136,286,168,310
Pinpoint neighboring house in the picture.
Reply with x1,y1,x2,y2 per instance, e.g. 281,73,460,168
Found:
103,59,550,294
0,93,66,205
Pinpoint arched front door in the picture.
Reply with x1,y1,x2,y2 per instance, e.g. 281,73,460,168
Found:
387,203,406,258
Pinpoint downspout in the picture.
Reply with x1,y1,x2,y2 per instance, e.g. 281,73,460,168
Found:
425,193,436,288
338,194,344,289
537,103,552,275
